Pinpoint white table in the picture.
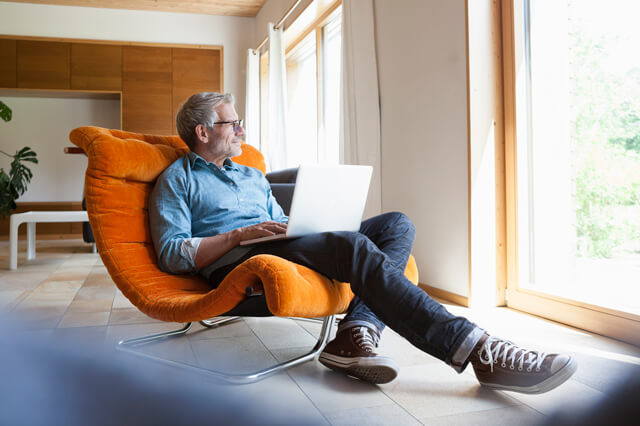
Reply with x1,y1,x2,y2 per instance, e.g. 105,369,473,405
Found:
9,211,90,270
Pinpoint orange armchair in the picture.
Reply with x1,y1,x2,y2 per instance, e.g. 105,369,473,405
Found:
69,126,419,383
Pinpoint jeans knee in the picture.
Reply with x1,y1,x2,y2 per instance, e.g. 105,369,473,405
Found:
388,211,415,236
327,231,370,252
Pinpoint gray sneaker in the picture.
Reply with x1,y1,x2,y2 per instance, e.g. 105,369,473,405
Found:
469,334,577,394
319,325,399,384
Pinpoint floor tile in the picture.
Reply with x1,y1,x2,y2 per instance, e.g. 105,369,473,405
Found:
187,318,254,341
244,316,318,350
420,404,544,426
105,322,198,365
58,311,111,328
49,325,109,352
570,350,640,392
74,285,116,302
379,363,519,419
295,317,340,340
0,271,51,290
377,328,442,368
66,298,113,313
108,308,160,325
190,334,278,373
0,289,28,311
504,378,604,416
6,256,68,272
325,403,422,425
19,291,76,305
271,346,393,414
46,266,93,283
61,254,98,267
9,304,68,329
33,279,83,294
104,322,187,345
111,290,135,309
202,373,329,425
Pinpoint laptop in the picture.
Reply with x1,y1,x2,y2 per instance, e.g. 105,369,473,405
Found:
239,164,373,246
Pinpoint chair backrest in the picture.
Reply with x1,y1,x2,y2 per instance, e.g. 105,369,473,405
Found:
69,127,268,319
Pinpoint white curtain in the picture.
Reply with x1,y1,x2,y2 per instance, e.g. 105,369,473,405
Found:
267,22,289,171
340,0,382,219
245,49,260,149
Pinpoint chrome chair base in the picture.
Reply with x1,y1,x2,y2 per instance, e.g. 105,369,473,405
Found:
116,315,336,385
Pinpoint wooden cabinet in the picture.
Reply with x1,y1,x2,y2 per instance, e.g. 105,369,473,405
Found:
17,41,70,89
1,37,223,136
71,44,122,91
122,46,173,135
0,39,16,87
171,48,222,134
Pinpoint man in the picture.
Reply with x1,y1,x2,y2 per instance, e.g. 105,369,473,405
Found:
149,92,577,393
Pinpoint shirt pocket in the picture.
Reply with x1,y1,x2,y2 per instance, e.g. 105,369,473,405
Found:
240,182,268,214
191,180,238,218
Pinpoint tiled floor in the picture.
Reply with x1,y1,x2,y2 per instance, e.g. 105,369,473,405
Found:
1,238,639,425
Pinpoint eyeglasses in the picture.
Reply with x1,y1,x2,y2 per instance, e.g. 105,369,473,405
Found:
213,119,243,133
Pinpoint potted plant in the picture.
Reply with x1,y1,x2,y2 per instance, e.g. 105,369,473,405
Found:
0,101,39,219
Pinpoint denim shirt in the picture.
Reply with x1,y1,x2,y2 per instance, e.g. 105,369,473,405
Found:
149,152,287,278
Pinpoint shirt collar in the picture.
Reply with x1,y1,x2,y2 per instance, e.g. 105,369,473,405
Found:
187,152,239,171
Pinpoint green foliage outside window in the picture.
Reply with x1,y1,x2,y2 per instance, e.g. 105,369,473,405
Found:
570,23,640,258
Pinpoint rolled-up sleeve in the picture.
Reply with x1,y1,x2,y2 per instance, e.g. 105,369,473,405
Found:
149,170,197,274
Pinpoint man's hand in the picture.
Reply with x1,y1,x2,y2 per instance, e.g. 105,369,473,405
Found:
231,221,287,244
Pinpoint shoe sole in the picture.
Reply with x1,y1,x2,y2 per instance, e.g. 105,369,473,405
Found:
479,357,578,394
318,353,399,384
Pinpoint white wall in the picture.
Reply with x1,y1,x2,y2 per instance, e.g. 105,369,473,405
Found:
374,0,470,297
0,1,255,202
0,95,120,202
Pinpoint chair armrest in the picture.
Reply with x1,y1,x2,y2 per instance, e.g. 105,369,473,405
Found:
270,183,295,216
266,167,298,184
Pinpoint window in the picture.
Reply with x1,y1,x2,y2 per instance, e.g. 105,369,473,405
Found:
504,0,640,344
286,32,318,165
259,0,342,169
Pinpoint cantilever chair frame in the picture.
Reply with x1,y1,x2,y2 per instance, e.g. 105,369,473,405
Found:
116,315,336,385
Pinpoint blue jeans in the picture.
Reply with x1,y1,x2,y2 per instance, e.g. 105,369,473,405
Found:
208,212,479,367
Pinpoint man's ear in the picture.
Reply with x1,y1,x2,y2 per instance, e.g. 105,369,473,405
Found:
195,124,208,144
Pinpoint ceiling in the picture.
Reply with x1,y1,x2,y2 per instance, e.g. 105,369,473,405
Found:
4,0,267,17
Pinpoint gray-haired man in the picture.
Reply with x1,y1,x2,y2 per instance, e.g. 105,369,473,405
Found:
149,92,577,393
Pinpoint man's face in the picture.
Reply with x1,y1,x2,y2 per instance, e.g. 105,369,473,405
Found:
203,102,244,161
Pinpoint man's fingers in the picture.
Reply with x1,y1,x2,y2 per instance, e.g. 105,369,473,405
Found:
266,223,287,234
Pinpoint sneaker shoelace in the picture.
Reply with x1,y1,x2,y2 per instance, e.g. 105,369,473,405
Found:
351,327,380,353
477,337,547,373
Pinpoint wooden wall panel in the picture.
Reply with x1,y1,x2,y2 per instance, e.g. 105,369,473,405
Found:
171,48,221,134
0,39,17,87
71,44,122,90
17,41,70,89
122,46,172,135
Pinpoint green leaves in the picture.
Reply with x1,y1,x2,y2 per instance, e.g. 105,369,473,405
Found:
0,101,11,123
0,147,38,219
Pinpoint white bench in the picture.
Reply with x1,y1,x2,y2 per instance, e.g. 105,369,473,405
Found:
9,211,90,270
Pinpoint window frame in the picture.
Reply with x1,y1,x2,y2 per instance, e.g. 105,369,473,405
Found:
258,0,342,169
501,0,640,346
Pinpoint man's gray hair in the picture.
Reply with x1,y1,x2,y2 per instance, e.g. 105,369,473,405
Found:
176,92,235,149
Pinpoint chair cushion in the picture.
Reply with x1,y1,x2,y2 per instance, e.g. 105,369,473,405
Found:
69,126,418,323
